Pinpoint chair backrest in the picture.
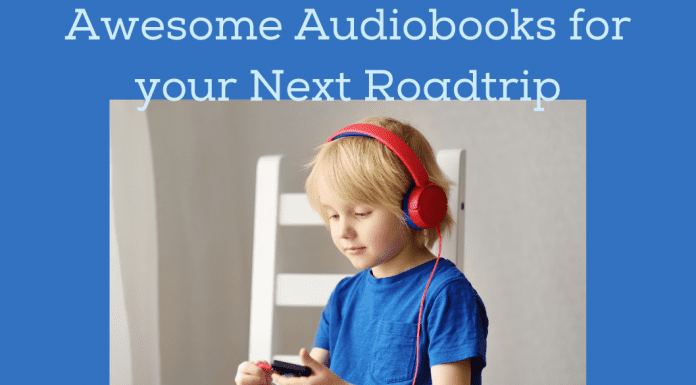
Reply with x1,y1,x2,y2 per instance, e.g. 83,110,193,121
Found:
248,150,466,363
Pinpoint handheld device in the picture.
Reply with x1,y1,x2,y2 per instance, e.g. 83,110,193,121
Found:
271,360,312,376
255,360,311,376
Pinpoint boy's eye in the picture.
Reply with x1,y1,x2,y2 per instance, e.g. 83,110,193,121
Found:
355,212,371,217
328,214,339,220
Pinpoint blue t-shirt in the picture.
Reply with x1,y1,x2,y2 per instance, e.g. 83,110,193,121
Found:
313,258,488,385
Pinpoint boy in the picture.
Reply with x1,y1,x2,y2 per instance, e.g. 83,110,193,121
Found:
236,117,488,385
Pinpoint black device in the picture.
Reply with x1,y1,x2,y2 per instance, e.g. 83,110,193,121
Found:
271,360,312,376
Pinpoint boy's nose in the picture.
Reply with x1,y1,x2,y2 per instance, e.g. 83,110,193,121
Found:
338,219,356,239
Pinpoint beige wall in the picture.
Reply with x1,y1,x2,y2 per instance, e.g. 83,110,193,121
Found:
111,100,585,384
110,101,161,385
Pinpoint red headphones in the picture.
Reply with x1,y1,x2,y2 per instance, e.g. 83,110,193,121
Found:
327,123,448,230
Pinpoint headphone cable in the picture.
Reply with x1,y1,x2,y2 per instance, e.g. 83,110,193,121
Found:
412,225,442,385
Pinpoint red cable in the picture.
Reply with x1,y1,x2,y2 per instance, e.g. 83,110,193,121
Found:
412,226,442,385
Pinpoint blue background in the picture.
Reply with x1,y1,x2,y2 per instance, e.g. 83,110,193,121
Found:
1,0,694,383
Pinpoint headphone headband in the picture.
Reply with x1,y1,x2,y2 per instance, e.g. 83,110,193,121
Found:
326,124,430,187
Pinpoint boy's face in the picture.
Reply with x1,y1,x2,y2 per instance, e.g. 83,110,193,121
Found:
319,179,411,276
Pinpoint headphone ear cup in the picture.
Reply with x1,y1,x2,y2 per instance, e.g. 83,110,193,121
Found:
402,185,421,230
404,183,448,230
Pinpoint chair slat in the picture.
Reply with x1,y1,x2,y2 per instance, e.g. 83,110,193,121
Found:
276,274,351,307
279,193,324,226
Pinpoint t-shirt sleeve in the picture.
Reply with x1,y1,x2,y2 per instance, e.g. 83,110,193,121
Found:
427,278,488,368
313,279,341,352
312,300,331,351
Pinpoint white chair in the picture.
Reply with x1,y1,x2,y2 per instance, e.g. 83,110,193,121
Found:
248,150,467,364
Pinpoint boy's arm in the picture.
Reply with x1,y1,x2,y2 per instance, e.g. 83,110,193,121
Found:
309,347,329,367
431,358,471,385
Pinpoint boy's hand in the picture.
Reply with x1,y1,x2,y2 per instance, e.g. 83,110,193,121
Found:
271,348,351,385
235,360,273,385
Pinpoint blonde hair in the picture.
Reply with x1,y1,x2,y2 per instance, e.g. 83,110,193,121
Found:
305,116,453,249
